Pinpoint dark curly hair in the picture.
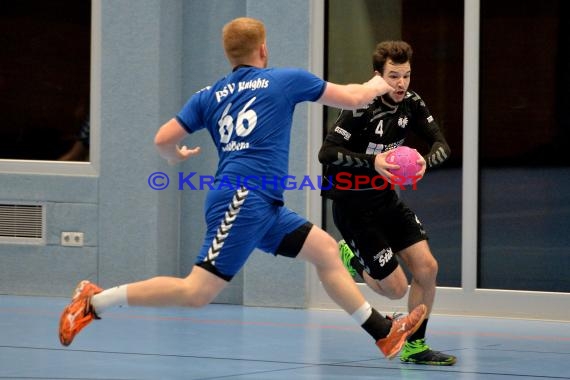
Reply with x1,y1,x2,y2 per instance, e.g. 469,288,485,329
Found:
372,41,413,74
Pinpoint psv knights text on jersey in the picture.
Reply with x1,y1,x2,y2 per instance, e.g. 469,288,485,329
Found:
176,66,326,202
319,90,449,201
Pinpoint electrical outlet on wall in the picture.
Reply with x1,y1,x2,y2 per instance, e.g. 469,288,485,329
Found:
61,232,84,247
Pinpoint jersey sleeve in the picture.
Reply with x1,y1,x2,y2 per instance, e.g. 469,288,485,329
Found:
175,87,210,134
408,91,451,168
318,109,376,169
271,68,326,103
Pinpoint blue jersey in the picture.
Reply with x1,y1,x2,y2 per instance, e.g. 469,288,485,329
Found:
176,66,326,202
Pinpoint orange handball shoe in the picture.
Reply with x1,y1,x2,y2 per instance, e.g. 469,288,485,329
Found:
376,304,427,359
59,280,102,346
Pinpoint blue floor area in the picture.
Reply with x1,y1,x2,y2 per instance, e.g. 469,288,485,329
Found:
1,295,569,379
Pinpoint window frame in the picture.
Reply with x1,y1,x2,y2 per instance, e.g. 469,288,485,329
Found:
307,0,570,321
0,0,100,177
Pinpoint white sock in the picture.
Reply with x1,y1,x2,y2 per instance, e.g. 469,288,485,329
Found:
351,301,372,325
91,284,128,315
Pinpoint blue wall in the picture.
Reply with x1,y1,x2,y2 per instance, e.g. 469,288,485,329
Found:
0,0,315,308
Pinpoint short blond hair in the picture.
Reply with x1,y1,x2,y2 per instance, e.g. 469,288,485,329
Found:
222,17,265,65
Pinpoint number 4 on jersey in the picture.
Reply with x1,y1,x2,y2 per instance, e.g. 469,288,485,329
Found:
375,119,384,137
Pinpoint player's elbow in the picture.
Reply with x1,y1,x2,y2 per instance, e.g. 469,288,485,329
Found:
154,128,174,149
320,83,371,110
342,93,369,110
154,123,167,145
318,144,336,164
153,133,164,147
318,148,327,164
156,133,174,147
154,118,186,148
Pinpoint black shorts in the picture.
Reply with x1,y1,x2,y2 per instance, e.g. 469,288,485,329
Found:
332,191,428,281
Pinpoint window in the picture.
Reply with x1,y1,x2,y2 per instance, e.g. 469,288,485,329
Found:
478,0,570,292
325,0,463,287
0,0,91,161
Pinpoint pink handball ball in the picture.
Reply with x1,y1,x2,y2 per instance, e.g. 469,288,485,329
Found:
386,146,422,185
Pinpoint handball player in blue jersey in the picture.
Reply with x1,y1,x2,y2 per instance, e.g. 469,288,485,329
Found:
59,17,427,359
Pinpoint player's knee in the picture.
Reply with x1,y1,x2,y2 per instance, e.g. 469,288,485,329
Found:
181,292,214,308
426,256,439,278
179,280,218,308
322,234,338,255
384,282,408,300
414,256,438,284
394,282,409,299
310,234,339,266
375,277,408,300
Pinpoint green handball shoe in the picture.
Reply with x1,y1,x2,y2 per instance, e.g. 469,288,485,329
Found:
400,338,457,365
338,240,357,277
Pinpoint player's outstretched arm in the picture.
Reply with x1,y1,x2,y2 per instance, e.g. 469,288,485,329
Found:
318,75,393,110
154,118,201,165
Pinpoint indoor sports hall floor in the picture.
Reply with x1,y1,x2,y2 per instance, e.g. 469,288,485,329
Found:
1,295,569,379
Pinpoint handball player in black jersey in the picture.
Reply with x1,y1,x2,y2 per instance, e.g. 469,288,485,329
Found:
319,40,455,365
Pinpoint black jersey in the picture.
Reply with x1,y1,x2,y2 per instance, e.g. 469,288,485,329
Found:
319,90,450,201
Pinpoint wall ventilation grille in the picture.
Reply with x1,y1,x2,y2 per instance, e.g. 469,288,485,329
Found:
0,203,45,244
